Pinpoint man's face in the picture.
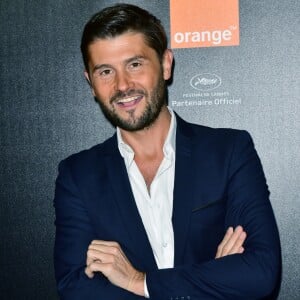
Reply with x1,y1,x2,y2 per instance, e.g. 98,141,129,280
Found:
85,32,173,131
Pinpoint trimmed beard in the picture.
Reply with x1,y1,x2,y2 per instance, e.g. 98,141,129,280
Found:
96,72,166,132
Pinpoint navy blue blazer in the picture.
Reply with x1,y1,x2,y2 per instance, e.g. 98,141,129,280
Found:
54,115,281,299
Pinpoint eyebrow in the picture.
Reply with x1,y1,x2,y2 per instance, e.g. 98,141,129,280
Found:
92,55,147,74
92,64,111,74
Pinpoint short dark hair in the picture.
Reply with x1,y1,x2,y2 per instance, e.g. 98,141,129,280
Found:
81,3,168,71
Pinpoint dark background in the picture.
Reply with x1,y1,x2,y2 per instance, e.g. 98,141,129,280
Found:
1,0,299,299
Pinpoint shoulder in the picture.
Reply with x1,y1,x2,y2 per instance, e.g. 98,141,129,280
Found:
58,133,118,172
175,113,253,147
175,115,260,175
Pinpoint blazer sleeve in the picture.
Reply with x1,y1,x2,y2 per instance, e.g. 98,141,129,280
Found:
53,159,145,300
146,130,281,299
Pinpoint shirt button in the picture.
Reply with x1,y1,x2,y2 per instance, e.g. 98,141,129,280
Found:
163,242,168,248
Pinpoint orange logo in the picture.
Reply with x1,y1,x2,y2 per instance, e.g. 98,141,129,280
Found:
170,0,239,49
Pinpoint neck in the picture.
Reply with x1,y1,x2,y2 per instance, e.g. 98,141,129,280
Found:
119,106,171,157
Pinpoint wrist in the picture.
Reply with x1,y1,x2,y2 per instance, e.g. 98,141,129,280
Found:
127,271,145,296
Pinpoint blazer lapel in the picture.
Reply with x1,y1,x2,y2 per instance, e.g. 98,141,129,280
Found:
172,123,193,265
172,116,203,266
104,138,157,270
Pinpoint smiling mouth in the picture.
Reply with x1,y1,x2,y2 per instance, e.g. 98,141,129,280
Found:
116,95,143,107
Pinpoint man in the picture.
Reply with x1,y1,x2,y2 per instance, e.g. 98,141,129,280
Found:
54,3,281,299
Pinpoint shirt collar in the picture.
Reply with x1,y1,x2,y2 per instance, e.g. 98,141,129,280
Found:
117,107,177,168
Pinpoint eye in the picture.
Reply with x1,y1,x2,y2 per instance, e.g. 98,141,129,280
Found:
100,69,113,76
129,61,142,70
132,62,141,67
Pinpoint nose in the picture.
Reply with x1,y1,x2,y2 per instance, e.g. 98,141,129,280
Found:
115,70,132,92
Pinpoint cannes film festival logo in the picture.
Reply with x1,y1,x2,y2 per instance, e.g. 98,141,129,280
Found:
190,73,222,91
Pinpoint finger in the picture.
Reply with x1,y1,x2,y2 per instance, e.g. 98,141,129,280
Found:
215,227,234,258
86,247,101,267
87,249,115,266
89,242,123,255
221,226,245,256
85,260,108,279
85,241,122,279
238,246,245,254
85,265,95,278
87,261,114,278
91,240,120,248
87,259,137,291
227,231,247,255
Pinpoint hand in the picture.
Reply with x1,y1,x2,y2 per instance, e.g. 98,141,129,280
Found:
85,240,145,296
215,226,247,259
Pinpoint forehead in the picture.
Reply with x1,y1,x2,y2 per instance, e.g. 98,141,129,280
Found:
87,32,157,66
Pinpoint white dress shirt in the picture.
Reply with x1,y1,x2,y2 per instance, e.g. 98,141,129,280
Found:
117,108,176,296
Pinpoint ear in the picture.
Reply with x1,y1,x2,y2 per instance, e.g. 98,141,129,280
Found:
162,49,174,80
84,70,91,85
84,71,96,96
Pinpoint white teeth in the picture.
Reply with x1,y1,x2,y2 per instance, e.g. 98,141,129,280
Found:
117,96,139,103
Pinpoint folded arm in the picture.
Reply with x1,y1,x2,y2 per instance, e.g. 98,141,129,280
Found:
83,226,246,297
145,131,281,299
54,160,145,300
54,131,281,299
